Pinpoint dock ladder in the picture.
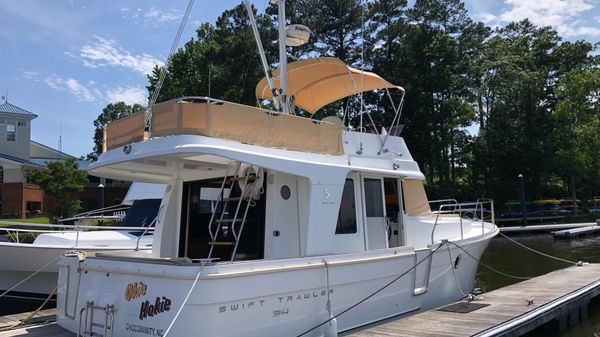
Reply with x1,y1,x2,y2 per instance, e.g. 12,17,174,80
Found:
77,301,116,337
207,161,263,261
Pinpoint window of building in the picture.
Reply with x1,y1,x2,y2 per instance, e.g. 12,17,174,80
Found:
6,124,15,142
335,178,357,234
17,122,26,127
0,166,3,184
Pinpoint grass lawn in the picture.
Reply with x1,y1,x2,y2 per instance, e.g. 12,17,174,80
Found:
0,217,51,225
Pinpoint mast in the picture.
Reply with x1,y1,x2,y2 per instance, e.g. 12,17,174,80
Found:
277,0,289,114
243,0,280,110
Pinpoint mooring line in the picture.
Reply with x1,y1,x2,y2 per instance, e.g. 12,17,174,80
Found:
296,240,449,337
498,231,580,265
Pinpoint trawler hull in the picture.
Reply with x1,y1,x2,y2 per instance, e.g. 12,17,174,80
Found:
56,230,495,337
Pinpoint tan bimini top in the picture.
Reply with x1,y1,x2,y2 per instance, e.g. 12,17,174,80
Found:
255,57,404,114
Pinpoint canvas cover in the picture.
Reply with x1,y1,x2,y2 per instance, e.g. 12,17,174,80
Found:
255,57,404,114
403,180,432,216
105,111,147,151
149,99,344,155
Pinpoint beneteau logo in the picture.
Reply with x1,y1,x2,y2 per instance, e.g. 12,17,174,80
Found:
125,282,148,302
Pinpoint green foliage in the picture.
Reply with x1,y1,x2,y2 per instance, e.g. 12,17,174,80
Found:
87,102,144,162
26,158,88,219
91,0,600,206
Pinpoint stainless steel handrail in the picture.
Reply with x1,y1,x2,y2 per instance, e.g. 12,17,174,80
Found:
430,199,494,244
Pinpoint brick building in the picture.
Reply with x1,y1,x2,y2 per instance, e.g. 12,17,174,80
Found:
0,99,128,218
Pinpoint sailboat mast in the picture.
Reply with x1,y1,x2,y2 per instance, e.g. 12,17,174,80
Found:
277,0,289,114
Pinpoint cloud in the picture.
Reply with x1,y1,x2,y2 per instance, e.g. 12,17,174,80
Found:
127,6,183,26
80,36,162,75
477,13,498,24
142,7,183,23
22,71,39,80
499,0,599,37
44,75,97,102
105,87,147,106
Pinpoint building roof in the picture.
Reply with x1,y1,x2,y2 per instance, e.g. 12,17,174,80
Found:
0,153,44,168
0,101,38,119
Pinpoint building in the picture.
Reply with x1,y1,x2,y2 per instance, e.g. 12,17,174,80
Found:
0,99,128,218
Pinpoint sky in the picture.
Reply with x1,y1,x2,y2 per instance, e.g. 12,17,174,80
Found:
0,0,599,158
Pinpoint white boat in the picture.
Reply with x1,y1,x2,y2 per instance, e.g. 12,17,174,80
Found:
55,2,498,336
0,182,165,299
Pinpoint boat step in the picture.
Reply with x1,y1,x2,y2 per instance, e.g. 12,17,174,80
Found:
209,241,235,246
216,219,242,223
229,175,256,181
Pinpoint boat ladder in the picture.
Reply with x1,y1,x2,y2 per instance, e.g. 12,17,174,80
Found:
207,161,263,261
77,301,116,337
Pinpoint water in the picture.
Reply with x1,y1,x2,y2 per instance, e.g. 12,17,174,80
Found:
476,233,600,336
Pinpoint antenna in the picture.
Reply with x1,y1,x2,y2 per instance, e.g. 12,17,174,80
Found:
58,116,62,159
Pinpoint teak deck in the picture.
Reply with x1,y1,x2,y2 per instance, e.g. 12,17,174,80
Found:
2,264,600,336
345,263,600,337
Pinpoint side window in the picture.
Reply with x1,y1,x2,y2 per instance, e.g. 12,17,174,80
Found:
335,178,357,234
6,124,15,142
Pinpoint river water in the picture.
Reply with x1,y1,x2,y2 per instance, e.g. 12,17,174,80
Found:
476,232,600,337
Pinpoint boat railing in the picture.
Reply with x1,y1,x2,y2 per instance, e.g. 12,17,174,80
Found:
430,198,495,244
0,222,155,245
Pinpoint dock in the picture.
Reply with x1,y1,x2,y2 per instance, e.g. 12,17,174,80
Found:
345,263,600,337
553,225,600,238
499,222,597,234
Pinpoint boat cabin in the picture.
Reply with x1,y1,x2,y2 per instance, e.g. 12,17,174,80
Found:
89,58,436,263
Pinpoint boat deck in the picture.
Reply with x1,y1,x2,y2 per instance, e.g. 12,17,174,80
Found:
345,263,600,337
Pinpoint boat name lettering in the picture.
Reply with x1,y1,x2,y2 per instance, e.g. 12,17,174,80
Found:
218,289,333,314
125,282,148,301
139,296,172,320
273,308,289,317
125,322,164,336
277,289,333,303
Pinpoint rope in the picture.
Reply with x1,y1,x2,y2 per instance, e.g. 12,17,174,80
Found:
297,240,449,337
162,262,207,337
0,255,62,300
146,0,196,130
498,231,579,265
0,287,57,332
448,241,533,280
447,244,468,297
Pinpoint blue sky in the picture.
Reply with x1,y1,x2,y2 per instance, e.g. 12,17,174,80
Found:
0,0,598,158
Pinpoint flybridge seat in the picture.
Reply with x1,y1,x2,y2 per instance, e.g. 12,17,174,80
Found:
104,97,344,155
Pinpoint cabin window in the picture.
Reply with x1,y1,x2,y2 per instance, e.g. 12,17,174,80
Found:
6,124,15,142
336,178,357,234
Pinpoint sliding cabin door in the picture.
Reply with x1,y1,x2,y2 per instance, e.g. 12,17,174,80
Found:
361,175,388,250
384,178,405,247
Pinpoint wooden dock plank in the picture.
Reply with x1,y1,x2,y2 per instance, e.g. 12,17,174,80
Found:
345,263,600,337
0,323,74,337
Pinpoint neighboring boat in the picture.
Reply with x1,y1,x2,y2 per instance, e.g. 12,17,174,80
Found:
55,2,498,336
0,182,165,299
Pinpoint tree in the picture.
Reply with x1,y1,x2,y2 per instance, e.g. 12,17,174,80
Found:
26,158,88,220
87,102,144,162
147,4,276,106
552,67,600,204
